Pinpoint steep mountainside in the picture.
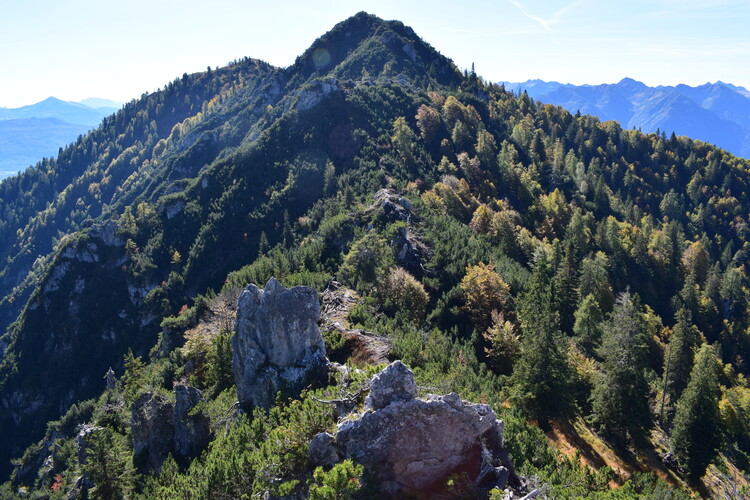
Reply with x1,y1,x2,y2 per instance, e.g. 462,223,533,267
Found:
503,78,750,158
2,12,750,498
0,11,460,479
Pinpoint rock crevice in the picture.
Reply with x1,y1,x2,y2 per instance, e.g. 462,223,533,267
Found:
130,384,210,473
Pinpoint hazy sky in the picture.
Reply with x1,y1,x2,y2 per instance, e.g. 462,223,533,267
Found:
1,0,749,108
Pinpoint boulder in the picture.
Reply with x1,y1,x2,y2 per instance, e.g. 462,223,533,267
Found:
371,188,414,223
308,432,341,468
392,226,429,278
311,361,518,496
232,277,327,409
364,360,418,410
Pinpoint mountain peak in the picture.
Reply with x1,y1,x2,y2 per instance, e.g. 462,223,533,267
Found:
291,12,460,86
617,77,645,87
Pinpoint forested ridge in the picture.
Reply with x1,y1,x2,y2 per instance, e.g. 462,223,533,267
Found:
2,12,750,498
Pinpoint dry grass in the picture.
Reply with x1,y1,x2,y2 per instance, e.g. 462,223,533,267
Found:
545,416,750,497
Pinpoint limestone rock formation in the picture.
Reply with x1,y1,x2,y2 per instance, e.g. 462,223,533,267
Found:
130,385,211,472
232,277,327,409
308,432,341,468
174,384,211,459
364,360,418,410
368,189,430,278
131,393,175,473
371,188,414,223
75,424,104,465
310,361,517,496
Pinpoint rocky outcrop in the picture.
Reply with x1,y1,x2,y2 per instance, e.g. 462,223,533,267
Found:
174,385,210,459
130,385,211,472
392,225,430,278
308,432,341,468
293,78,340,111
75,424,104,465
310,361,518,497
370,188,415,223
368,189,430,278
364,360,417,410
131,393,175,473
232,277,327,409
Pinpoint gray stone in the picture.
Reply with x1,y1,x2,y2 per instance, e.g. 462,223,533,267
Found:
75,424,103,465
314,361,518,496
364,360,418,410
337,394,499,493
371,188,413,223
232,277,327,409
308,432,341,468
129,385,211,473
174,385,211,460
130,392,175,473
104,367,117,390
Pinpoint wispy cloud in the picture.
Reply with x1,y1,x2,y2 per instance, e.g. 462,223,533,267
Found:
508,0,586,32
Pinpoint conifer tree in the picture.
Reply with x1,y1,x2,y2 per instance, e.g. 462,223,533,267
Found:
554,243,578,333
671,343,721,479
84,427,134,500
257,231,270,258
511,258,572,423
590,293,652,444
662,308,701,420
573,293,604,355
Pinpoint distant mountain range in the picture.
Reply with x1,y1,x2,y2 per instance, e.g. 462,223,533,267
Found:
0,97,121,179
500,78,750,159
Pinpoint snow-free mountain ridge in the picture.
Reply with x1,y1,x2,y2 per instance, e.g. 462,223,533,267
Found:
502,78,750,158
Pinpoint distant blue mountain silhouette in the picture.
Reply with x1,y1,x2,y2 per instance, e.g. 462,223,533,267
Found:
501,78,750,159
0,97,121,179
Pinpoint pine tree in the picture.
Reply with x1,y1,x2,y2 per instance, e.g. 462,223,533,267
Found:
671,343,721,479
590,293,652,444
510,258,572,424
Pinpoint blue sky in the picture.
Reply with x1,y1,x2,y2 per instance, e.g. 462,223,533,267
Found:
1,0,748,107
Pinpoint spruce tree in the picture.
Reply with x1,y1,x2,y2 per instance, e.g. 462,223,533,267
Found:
573,293,604,355
510,258,572,424
662,308,701,422
590,293,652,444
553,243,578,334
671,343,721,479
84,427,134,500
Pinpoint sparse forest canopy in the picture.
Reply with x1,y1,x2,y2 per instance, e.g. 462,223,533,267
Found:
1,11,750,498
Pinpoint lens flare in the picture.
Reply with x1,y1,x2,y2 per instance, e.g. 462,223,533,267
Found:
312,48,331,69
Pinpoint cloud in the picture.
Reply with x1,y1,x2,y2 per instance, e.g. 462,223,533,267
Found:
508,0,586,32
